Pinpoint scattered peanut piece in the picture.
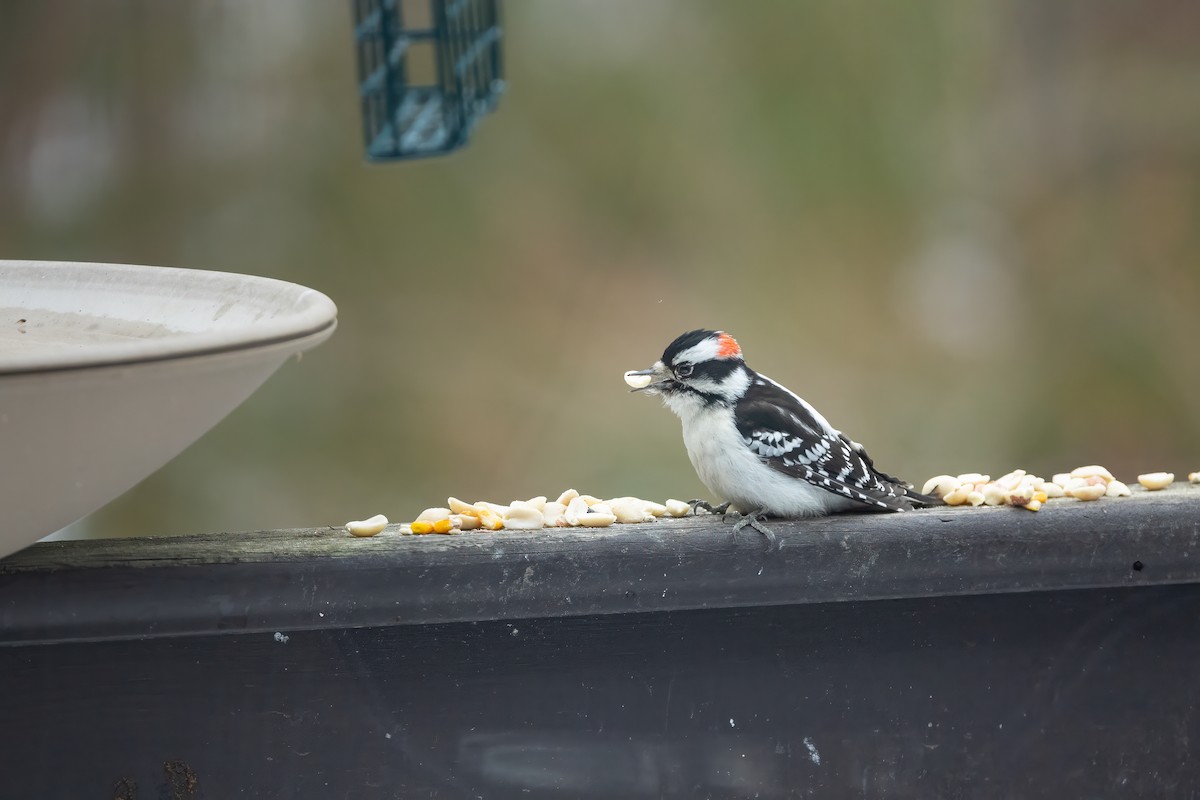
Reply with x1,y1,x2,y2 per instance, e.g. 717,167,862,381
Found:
643,501,668,517
1071,465,1115,482
345,514,389,537
1104,480,1132,498
994,470,1027,491
966,490,986,507
1062,477,1086,493
542,501,569,527
943,484,973,506
578,511,617,527
1008,474,1041,506
983,484,1008,506
447,496,473,513
502,504,544,530
1068,483,1106,501
451,513,480,531
565,496,590,526
607,497,656,523
1038,482,1065,499
1189,472,1200,484
1138,472,1174,491
922,475,960,499
665,499,692,517
623,371,653,390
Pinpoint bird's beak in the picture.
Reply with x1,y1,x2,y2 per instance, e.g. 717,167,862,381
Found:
625,361,672,393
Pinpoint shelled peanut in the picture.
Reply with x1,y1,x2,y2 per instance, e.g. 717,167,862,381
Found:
397,489,695,535
344,514,389,537
347,463,1195,538
1137,472,1173,491
921,463,1184,512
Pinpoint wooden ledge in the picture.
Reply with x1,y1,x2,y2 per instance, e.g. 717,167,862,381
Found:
2,486,1198,646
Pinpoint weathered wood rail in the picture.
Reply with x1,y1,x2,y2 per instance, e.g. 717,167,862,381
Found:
2,487,1199,798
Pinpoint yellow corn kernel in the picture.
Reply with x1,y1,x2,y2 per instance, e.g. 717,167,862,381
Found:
1023,499,1042,512
477,509,504,531
410,520,434,535
1032,491,1048,504
432,518,456,534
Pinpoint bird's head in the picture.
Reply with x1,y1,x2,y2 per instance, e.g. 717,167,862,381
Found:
626,329,751,409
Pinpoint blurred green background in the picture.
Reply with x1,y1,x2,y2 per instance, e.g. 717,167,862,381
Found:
2,1,1198,538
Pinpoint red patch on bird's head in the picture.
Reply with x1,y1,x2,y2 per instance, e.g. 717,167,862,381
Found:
716,332,741,359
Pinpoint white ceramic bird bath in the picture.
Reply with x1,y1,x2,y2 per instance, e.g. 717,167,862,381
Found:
0,260,337,558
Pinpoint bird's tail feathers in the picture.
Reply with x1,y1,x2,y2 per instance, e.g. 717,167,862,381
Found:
902,487,943,507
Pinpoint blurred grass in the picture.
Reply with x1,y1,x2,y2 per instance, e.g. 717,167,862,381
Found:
1,0,1198,537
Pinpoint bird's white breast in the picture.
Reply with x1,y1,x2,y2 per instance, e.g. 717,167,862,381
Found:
667,399,849,517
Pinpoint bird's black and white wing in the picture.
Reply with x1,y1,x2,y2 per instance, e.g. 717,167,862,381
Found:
734,377,926,511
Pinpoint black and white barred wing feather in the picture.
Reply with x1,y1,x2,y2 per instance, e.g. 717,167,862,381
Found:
734,387,924,512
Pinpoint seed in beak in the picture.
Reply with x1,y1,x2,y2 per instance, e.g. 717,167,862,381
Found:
624,371,654,389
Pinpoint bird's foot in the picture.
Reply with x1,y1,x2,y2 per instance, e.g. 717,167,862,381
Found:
729,507,778,547
688,499,731,516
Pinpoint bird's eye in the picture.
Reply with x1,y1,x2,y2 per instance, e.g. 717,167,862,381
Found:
676,364,694,378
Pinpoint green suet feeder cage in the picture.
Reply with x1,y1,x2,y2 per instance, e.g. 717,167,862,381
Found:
353,0,505,161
